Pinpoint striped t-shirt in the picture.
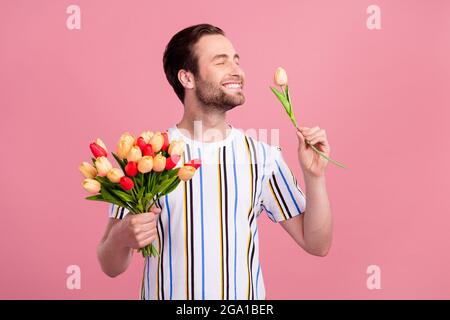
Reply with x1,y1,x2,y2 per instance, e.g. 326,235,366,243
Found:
108,124,307,300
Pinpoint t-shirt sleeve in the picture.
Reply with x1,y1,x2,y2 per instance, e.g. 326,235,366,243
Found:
260,145,306,223
108,203,130,220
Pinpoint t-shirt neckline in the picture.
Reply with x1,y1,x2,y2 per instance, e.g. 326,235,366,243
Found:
169,123,237,148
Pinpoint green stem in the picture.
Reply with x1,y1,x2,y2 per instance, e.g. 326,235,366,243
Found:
295,125,346,168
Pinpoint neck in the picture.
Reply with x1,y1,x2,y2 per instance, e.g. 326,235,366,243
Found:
177,99,231,143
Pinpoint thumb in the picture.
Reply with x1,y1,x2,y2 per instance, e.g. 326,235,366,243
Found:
150,205,161,215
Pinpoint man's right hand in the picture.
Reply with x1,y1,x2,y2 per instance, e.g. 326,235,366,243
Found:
110,207,161,250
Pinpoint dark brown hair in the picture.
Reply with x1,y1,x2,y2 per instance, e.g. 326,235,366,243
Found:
163,24,225,103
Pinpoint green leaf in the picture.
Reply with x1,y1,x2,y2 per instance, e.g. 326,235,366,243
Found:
158,175,180,196
85,194,103,201
270,86,292,116
139,173,144,189
147,171,154,193
137,184,145,200
285,84,291,104
166,168,180,180
150,244,160,257
112,152,126,172
270,86,299,128
85,196,114,205
101,187,134,212
94,175,115,187
162,178,181,195
111,189,134,202
150,172,162,194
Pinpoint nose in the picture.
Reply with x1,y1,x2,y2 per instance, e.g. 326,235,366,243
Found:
230,62,244,80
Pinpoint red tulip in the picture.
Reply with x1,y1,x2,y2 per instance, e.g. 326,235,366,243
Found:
161,132,169,152
185,158,201,170
119,176,134,191
136,137,147,152
165,154,180,170
142,144,154,156
90,142,107,158
125,161,138,177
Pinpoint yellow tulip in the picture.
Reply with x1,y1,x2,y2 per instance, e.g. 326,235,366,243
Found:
116,140,133,159
178,165,196,181
127,146,142,162
95,156,113,177
82,178,101,194
153,154,166,172
140,130,154,144
79,161,97,179
107,168,124,183
119,132,135,145
116,132,135,159
149,132,164,153
274,67,288,86
168,140,185,156
138,156,153,173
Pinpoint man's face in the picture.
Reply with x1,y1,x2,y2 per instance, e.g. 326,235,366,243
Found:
192,34,245,111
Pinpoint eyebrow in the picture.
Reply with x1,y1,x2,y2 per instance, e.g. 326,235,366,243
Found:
211,53,240,61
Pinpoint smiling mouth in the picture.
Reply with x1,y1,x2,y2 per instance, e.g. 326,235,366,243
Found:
222,82,243,91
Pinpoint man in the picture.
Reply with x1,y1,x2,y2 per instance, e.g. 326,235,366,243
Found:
97,24,333,300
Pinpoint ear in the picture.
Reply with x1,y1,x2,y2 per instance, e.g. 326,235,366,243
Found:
178,69,194,89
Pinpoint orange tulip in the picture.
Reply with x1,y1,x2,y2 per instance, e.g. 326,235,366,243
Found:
178,165,196,181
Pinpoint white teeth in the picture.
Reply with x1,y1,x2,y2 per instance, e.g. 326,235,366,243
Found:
223,83,241,89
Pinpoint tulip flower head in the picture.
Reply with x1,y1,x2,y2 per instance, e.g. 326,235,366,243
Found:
125,161,138,177
149,132,164,153
119,176,134,191
82,178,101,194
137,156,154,174
107,168,124,183
116,133,135,159
152,154,166,172
274,67,288,86
79,162,97,179
95,156,113,177
178,165,196,181
140,131,154,144
90,142,107,158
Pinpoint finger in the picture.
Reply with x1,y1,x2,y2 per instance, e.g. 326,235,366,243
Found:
303,126,321,138
306,129,325,142
139,220,157,232
299,126,309,132
137,229,156,241
309,134,328,147
140,235,156,248
134,212,157,223
150,206,162,214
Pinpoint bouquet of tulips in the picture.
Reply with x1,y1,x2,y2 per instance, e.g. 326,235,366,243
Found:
79,131,201,258
270,67,346,168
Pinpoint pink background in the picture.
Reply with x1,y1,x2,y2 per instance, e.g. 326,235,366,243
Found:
1,0,449,299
